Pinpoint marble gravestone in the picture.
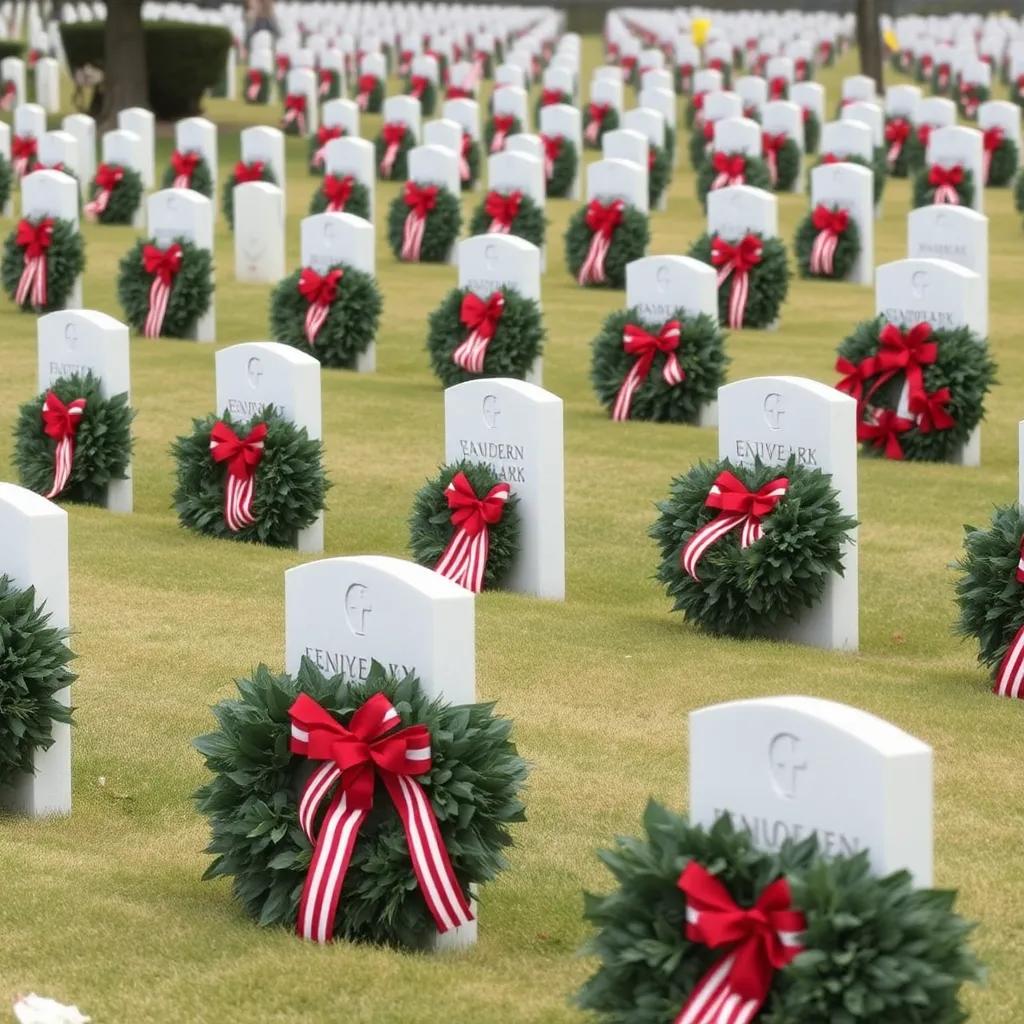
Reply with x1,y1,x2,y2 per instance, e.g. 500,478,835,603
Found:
588,157,648,216
176,116,220,213
22,170,83,309
927,126,985,215
117,107,155,189
324,137,376,222
487,150,545,271
62,113,96,196
234,183,285,284
539,103,583,199
101,129,144,227
322,98,360,141
810,162,874,286
383,94,422,143
240,125,287,224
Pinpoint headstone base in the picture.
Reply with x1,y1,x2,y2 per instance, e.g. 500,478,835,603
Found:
298,514,325,554
951,426,981,467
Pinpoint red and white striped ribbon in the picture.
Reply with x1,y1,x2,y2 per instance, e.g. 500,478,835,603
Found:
716,261,749,330
145,275,171,337
578,231,611,285
809,229,839,276
222,468,257,531
15,253,47,308
611,321,684,422
995,624,1024,700
41,395,85,499
401,210,428,261
433,474,511,593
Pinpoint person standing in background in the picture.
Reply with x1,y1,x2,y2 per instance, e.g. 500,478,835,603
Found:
246,0,280,43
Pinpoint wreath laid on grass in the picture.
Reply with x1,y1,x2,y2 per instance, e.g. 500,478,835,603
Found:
161,150,214,198
355,73,385,114
409,461,522,592
221,160,278,231
84,163,143,225
802,108,821,153
484,112,522,153
649,456,858,637
983,126,1017,187
468,189,546,248
912,164,975,208
589,309,728,423
794,204,861,281
386,182,462,264
687,232,790,330
406,74,438,116
688,121,714,170
957,82,989,120
884,116,916,178
117,238,213,340
193,659,528,949
0,574,76,790
307,174,372,219
308,124,345,175
584,102,619,148
576,803,983,1023
564,198,650,289
696,152,773,209
813,152,886,204
172,406,328,546
2,217,84,314
426,284,545,388
244,68,272,104
835,316,996,463
268,262,383,369
762,132,800,191
0,152,13,211
281,94,311,136
954,502,1024,699
460,134,482,191
542,134,577,198
647,145,671,206
375,122,415,181
12,371,134,505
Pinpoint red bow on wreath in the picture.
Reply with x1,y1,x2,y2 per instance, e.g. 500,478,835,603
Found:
929,164,964,204
288,692,474,943
12,134,37,178
808,205,849,277
84,163,124,220
540,87,564,107
858,407,914,460
762,132,787,187
40,392,86,499
691,91,706,127
141,243,183,338
457,132,473,181
834,355,874,407
321,174,354,213
283,94,307,134
209,420,267,531
673,862,806,1024
434,471,512,592
711,152,747,190
795,57,809,79
711,233,763,330
995,523,1024,697
910,386,955,434
540,133,561,180
885,117,911,169
275,54,290,79
959,83,981,119
356,73,378,110
484,189,522,233
318,68,335,97
298,267,343,346
447,85,473,101
312,123,344,168
14,217,53,309
612,320,684,421
917,123,933,150
983,126,1004,185
681,469,789,580
871,322,938,408
577,198,624,286
379,122,407,178
171,150,200,189
246,69,265,102
490,114,515,153
584,102,611,144
769,75,788,99
453,291,505,373
409,74,430,99
233,160,266,184
400,182,438,261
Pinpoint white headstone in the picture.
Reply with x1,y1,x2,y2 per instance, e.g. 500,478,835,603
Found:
38,129,79,178
590,76,624,115
927,125,984,214
383,94,422,141
734,76,768,118
587,156,648,214
322,97,360,139
978,100,1022,169
286,67,320,136
443,97,480,141
240,126,286,219
424,117,462,155
820,119,873,162
811,162,874,285
234,183,284,284
61,114,95,197
842,100,884,148
22,169,82,308
539,103,582,199
885,84,921,119
713,116,763,158
324,137,376,221
703,90,743,124
14,101,45,140
918,96,957,131
1,56,25,108
493,83,530,129
791,81,825,124
117,107,155,188
842,74,877,104
707,184,779,240
176,116,219,213
409,143,460,197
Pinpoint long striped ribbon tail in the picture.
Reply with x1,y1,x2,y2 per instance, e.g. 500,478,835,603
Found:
312,144,328,168
995,623,1024,699
13,155,27,178
984,150,993,185
716,264,750,329
934,184,959,204
488,217,511,234
809,228,838,276
584,118,600,144
451,327,491,373
673,954,759,1024
246,80,260,101
401,211,427,261
611,364,645,421
173,172,191,189
0,92,11,112
15,255,45,308
319,80,329,98
434,524,490,592
887,139,902,169
327,197,346,213
44,433,79,499
223,471,257,531
83,188,111,221
544,154,553,179
681,512,746,580
144,276,171,338
767,151,778,187
577,231,610,285
304,301,330,345
490,129,506,153
711,171,730,190
380,142,400,177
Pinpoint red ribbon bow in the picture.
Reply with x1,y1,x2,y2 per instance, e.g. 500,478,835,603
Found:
809,204,849,277
246,68,265,101
410,74,430,99
541,87,564,106
484,189,522,232
233,160,265,184
929,163,964,204
209,421,268,531
379,122,407,177
490,113,515,152
711,151,747,189
872,322,938,407
858,408,914,460
453,291,505,373
357,73,378,109
321,173,354,212
275,54,290,78
917,123,933,149
298,267,344,345
769,75,788,99
885,116,911,169
674,862,806,1024
40,392,86,499
577,198,624,285
447,86,472,100
834,355,873,406
983,126,1004,184
585,101,611,143
84,162,125,220
434,471,512,592
681,470,789,579
762,132,787,186
283,94,307,133
171,150,200,189
910,386,955,434
400,182,438,261
540,133,562,179
288,692,474,942
612,321,684,421
12,134,37,177
710,233,763,329
141,243,183,337
14,217,53,309
318,68,335,96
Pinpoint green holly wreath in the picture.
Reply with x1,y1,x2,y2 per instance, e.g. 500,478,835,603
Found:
406,76,437,116
957,83,989,120
12,372,134,506
193,659,528,950
426,284,545,388
766,136,801,192
687,232,791,330
810,153,886,204
793,205,862,281
696,153,773,209
86,164,143,225
584,105,619,148
268,261,383,369
318,69,342,102
648,145,671,206
160,152,214,199
802,108,821,153
0,574,76,790
663,123,677,162
545,135,578,198
688,122,714,170
589,309,728,423
221,162,278,231
2,217,85,314
563,201,650,290
375,124,416,181
684,95,705,130
385,186,462,264
911,165,976,209
244,68,272,104
535,90,571,123
357,75,385,114
172,406,328,547
483,113,523,152
650,456,858,637
467,191,546,249
461,135,482,191
931,64,954,96
307,175,373,219
576,803,983,1024
0,152,13,211
985,132,1018,188
884,116,917,178
408,460,523,590
836,316,997,463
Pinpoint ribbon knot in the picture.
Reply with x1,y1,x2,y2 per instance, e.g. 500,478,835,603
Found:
711,233,763,329
769,76,788,99
209,420,267,531
541,87,564,107
141,243,183,337
171,150,200,189
400,182,439,261
321,173,354,212
233,160,266,184
14,217,53,309
410,74,430,99
578,198,624,286
612,321,685,421
356,73,378,110
434,471,511,592
885,116,911,169
858,407,914,460
909,386,955,434
84,162,125,220
490,114,515,152
41,392,86,499
288,692,474,942
711,151,747,190
584,102,611,143
12,134,37,177
540,133,562,179
808,204,850,277
681,470,789,579
379,122,407,177
929,164,964,204
834,355,874,406
453,291,505,373
484,189,522,232
283,94,307,134
873,321,938,408
298,267,344,345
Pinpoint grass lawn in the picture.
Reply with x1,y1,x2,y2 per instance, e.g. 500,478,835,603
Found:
0,38,1022,1023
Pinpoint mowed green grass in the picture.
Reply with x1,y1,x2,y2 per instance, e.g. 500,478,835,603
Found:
0,39,1022,1023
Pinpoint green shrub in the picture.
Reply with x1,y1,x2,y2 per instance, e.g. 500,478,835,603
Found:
61,21,231,121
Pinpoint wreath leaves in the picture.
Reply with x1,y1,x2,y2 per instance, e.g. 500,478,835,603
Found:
374,127,415,182
563,201,650,290
1,217,85,314
793,206,862,281
160,152,214,199
467,192,547,248
912,166,977,209
306,177,373,220
221,162,278,231
696,154,773,209
87,164,143,226
546,136,578,198
385,186,462,263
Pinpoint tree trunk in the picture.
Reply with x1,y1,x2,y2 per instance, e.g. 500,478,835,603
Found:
99,0,148,131
857,0,883,88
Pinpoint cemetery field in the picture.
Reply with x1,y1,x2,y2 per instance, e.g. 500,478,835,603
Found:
1,40,1024,1024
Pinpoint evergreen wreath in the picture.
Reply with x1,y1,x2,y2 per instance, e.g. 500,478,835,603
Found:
650,456,858,637
160,151,214,199
0,574,76,790
426,284,545,388
576,803,983,1023
802,108,821,153
742,104,762,124
1,217,85,314
307,125,346,176
984,130,1018,188
589,308,728,423
375,124,415,181
307,175,372,219
663,124,677,163
931,63,954,96
764,135,801,192
957,82,989,120
221,161,278,231
696,153,773,209
793,205,862,281
911,164,976,209
811,153,885,204
193,659,528,950
461,135,482,191
407,76,438,116
467,191,546,249
563,201,650,290
687,232,790,330
534,89,572,123
116,238,213,340
86,163,143,225
12,371,134,506
318,68,342,102
584,104,619,148
917,55,935,84
648,145,671,206
172,406,328,547
385,185,462,264
268,261,383,369
688,121,714,170
707,62,733,88
408,460,523,590
356,74,385,114
884,116,916,178
684,94,705,129
243,68,272,104
0,152,13,211
483,112,523,152
836,316,997,463
545,135,578,198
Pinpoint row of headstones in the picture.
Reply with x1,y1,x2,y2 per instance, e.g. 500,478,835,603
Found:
0,54,60,112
